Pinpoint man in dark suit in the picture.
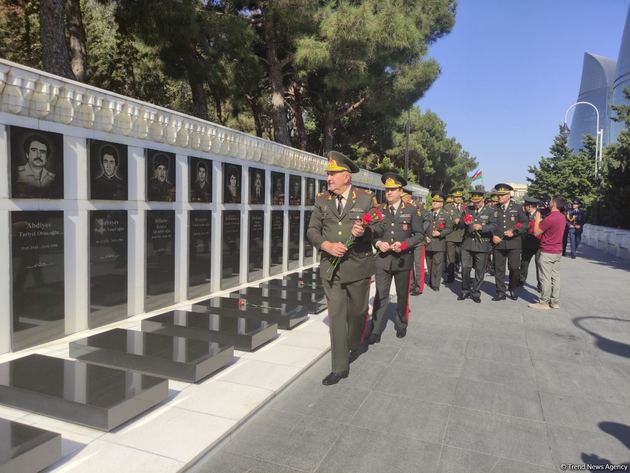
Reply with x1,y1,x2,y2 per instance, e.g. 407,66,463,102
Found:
424,192,453,291
458,190,497,303
492,183,529,301
307,151,379,386
369,173,424,343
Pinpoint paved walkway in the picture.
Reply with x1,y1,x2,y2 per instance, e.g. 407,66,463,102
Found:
188,245,630,473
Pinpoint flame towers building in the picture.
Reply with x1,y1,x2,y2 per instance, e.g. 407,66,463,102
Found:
568,5,630,151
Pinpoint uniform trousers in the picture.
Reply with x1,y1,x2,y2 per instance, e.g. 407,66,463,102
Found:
520,245,540,287
568,228,582,257
322,275,370,373
446,241,461,279
410,245,425,293
371,268,412,335
493,247,521,295
425,250,445,290
461,250,489,297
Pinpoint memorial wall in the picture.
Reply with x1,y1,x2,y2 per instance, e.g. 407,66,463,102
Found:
0,58,427,355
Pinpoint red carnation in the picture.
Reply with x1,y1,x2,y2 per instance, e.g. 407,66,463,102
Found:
514,222,523,230
374,209,384,220
463,214,473,224
400,241,408,251
437,222,445,229
361,213,373,225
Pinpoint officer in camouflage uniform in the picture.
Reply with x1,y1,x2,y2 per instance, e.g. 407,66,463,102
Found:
458,190,497,303
445,189,466,283
369,173,425,342
307,151,379,386
492,183,529,301
424,192,453,291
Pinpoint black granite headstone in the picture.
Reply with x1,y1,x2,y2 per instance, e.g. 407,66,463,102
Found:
188,210,212,299
305,178,316,205
270,210,284,275
230,287,326,314
0,418,61,473
89,139,128,200
69,328,234,383
221,211,241,289
189,157,212,203
319,180,328,193
270,172,285,205
10,126,64,199
223,163,242,204
146,150,176,202
289,175,301,206
0,354,168,431
304,210,313,259
142,310,278,352
145,211,175,311
11,211,64,351
288,210,301,270
248,211,264,282
249,168,265,205
89,210,128,329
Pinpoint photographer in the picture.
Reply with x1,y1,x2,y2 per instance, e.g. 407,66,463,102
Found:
529,196,567,310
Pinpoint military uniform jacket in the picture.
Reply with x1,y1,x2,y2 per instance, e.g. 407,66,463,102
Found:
307,186,377,283
424,208,453,252
444,203,466,243
522,213,540,252
492,199,529,250
373,201,425,271
460,205,497,253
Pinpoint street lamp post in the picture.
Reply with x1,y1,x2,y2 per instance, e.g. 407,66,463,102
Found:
560,101,604,224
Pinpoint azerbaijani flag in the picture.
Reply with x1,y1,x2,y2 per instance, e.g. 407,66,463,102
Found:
470,169,483,182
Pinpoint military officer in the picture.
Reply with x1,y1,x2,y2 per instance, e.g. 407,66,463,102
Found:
519,196,541,289
444,189,466,283
458,190,497,303
492,183,529,301
307,151,378,386
369,173,424,342
410,197,428,296
424,192,453,291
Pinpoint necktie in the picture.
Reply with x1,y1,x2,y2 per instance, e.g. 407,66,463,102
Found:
389,205,395,216
433,211,438,219
337,195,344,214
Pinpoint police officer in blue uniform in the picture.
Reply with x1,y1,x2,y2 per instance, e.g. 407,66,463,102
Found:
369,173,425,342
566,199,586,258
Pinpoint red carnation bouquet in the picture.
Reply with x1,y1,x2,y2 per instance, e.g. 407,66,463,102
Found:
328,208,384,273
437,222,445,230
464,212,484,243
463,214,474,225
514,222,523,231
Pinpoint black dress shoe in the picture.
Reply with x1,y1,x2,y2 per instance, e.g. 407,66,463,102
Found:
446,277,455,284
410,289,421,296
367,333,381,345
457,293,470,301
349,349,360,363
322,371,348,386
492,293,506,301
396,327,407,338
508,290,518,301
472,295,481,303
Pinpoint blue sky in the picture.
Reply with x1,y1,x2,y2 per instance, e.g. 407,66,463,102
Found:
419,0,629,189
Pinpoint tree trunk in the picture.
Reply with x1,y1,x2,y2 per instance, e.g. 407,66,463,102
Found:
39,0,74,79
189,77,209,120
247,95,264,138
262,5,291,145
322,111,335,154
65,0,87,82
290,81,306,150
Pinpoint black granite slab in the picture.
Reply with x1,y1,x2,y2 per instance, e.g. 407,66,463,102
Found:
269,210,284,276
303,210,313,258
145,210,175,311
191,297,309,330
69,328,234,383
287,211,301,270
141,310,278,352
248,211,264,282
188,210,212,299
229,288,326,314
221,211,241,289
0,354,168,431
258,278,325,297
0,418,61,473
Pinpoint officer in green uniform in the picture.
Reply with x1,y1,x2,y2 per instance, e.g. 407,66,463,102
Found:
445,189,465,283
492,183,529,301
424,192,453,291
458,190,497,303
410,196,428,296
485,190,499,275
369,173,424,343
307,151,379,386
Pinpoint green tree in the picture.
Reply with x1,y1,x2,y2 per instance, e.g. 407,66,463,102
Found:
527,128,573,199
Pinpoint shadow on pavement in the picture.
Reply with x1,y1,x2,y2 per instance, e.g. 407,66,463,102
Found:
573,316,630,359
581,422,630,472
578,245,630,272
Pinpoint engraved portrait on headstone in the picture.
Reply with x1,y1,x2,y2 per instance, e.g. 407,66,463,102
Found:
189,157,212,203
223,163,242,204
89,139,128,200
306,178,316,205
249,168,265,204
289,175,301,206
146,150,176,202
319,180,328,194
10,126,64,199
271,172,285,205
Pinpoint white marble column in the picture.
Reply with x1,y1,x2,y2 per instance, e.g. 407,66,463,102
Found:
174,153,189,302
127,146,145,315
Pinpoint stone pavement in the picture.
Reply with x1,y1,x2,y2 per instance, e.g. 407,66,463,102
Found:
188,244,630,473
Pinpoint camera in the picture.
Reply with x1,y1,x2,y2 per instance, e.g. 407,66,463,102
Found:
537,199,550,217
